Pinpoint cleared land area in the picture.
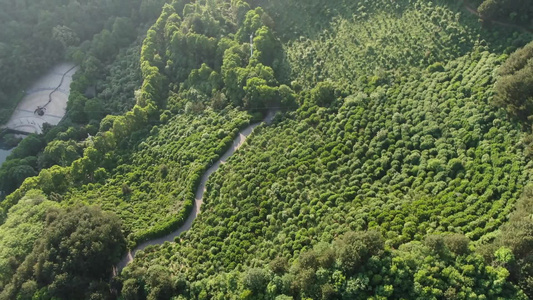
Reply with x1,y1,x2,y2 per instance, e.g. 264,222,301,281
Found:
3,63,77,134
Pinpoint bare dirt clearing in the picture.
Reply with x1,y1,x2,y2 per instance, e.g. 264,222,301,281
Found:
3,63,77,134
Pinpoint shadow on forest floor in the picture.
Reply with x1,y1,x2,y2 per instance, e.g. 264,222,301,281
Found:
257,0,532,54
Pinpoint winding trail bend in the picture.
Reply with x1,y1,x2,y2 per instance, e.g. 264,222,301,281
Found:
116,110,278,273
43,64,78,109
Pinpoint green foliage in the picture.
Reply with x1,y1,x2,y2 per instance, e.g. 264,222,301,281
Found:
270,257,289,276
0,190,59,291
63,109,250,246
335,231,384,276
3,0,533,298
493,41,533,121
243,268,270,293
0,6,146,194
0,0,152,123
139,0,288,113
120,1,532,298
38,140,81,169
427,62,445,73
486,185,533,298
7,134,45,160
0,205,126,299
244,77,278,110
309,81,337,107
127,230,526,299
0,156,38,195
282,0,527,92
1,0,277,247
99,43,143,115
478,0,533,25
443,233,471,255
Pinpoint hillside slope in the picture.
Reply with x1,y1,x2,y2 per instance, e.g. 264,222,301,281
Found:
1,0,533,298
119,0,533,299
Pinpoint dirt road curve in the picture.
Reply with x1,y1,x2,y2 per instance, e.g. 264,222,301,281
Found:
115,110,278,273
3,63,78,134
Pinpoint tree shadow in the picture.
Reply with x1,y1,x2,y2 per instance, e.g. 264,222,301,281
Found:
258,0,532,54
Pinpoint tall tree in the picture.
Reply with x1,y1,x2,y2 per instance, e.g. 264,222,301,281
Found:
0,205,126,300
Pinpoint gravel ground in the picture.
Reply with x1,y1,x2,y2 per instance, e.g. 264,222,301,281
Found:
4,63,78,134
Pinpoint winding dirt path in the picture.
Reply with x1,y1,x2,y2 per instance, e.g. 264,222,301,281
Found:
115,110,278,273
3,63,78,135
43,64,78,110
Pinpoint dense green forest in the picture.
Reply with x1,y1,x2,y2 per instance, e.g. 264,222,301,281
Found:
475,0,533,26
0,0,172,197
0,0,166,123
0,0,533,299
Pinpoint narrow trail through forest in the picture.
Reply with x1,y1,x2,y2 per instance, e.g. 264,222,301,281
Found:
115,110,278,273
43,65,78,110
110,0,533,277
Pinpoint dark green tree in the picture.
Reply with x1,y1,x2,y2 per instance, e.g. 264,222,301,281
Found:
0,205,126,300
493,41,533,121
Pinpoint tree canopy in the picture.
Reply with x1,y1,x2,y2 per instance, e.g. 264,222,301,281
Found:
0,205,126,300
1,0,533,298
